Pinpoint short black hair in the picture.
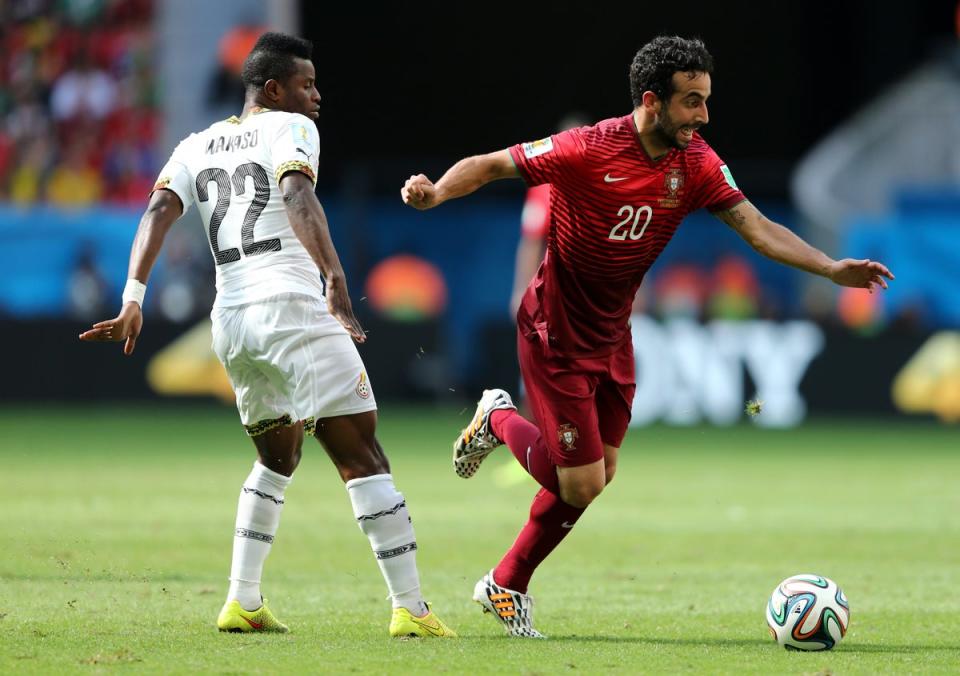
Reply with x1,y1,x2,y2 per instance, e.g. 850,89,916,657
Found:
629,36,713,107
241,32,313,90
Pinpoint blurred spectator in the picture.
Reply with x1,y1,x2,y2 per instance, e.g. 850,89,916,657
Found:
0,0,157,207
8,137,53,205
50,48,118,121
46,136,104,206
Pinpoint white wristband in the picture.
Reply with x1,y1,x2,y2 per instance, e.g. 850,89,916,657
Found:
122,279,147,307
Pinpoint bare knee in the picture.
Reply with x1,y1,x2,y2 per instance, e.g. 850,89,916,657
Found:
253,423,305,477
604,461,617,485
559,477,606,509
313,413,390,483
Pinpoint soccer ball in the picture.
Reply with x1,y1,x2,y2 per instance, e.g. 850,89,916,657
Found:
766,574,849,651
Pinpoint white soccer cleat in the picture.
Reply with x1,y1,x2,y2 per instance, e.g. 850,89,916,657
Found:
453,389,516,479
472,569,545,639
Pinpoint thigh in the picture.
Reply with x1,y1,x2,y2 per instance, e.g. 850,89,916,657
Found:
596,344,636,448
254,298,378,432
211,304,294,435
518,333,604,468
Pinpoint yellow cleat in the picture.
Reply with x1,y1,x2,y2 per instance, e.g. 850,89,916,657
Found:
217,599,289,633
389,605,457,638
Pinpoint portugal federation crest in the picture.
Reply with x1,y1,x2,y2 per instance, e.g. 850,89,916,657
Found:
665,168,684,195
557,423,579,451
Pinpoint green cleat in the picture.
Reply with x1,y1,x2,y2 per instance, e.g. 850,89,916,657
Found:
389,605,457,638
217,599,289,633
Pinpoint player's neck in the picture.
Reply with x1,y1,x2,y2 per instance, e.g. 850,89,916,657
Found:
240,97,274,121
632,110,671,162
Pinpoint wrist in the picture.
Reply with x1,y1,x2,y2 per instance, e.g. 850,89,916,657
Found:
121,279,146,307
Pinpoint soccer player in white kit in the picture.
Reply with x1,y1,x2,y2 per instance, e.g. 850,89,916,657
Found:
80,32,455,638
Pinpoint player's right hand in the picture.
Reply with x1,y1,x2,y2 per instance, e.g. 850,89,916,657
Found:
401,174,438,210
325,280,366,343
78,302,143,356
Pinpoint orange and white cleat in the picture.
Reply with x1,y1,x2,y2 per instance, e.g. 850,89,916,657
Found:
472,569,545,638
452,389,515,479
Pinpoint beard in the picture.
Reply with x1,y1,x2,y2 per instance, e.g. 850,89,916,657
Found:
654,111,693,150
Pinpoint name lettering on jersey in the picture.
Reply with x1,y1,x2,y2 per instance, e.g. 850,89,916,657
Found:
659,168,686,208
205,130,260,155
522,137,554,159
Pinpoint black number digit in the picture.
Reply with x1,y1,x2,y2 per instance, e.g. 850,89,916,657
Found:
196,163,281,266
196,168,240,265
232,162,281,257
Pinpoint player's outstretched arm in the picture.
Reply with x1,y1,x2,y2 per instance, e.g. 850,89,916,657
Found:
401,149,518,210
715,200,894,293
78,188,183,355
279,171,365,343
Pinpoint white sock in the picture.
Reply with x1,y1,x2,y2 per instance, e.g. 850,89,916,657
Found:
226,462,291,611
346,473,427,616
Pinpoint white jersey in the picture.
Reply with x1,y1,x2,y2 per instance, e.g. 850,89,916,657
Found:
154,109,325,307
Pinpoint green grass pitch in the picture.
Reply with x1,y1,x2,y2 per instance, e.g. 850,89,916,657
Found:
3,403,958,674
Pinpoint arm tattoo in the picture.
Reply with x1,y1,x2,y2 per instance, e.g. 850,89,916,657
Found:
716,200,760,229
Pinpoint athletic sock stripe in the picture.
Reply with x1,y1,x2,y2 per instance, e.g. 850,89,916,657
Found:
241,487,284,505
235,528,274,544
356,501,406,522
374,542,417,559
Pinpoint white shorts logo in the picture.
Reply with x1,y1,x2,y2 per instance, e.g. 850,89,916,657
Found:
355,371,371,399
522,137,554,159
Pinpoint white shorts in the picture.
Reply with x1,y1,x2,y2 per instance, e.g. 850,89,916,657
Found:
211,295,377,436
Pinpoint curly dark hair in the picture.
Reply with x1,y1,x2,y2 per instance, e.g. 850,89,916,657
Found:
241,32,313,90
629,36,713,107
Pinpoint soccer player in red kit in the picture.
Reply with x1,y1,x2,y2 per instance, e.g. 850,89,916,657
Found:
401,36,893,638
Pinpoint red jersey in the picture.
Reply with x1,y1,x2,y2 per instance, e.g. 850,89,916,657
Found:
521,183,551,239
509,114,745,356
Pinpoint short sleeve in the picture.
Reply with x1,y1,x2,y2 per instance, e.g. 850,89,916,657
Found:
694,148,746,213
508,128,584,187
520,184,551,238
270,114,320,185
152,139,195,214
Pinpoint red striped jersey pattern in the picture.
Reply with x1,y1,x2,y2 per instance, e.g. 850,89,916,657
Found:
508,113,746,357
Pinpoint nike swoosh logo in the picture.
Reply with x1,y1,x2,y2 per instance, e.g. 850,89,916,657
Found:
525,446,532,473
604,173,628,183
561,521,575,529
242,616,264,629
410,617,445,636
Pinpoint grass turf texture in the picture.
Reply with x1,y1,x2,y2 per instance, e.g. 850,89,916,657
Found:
2,404,958,674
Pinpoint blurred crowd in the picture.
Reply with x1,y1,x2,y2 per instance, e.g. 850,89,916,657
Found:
0,0,157,207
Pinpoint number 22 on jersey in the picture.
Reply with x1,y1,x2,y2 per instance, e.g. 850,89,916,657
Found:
197,162,281,265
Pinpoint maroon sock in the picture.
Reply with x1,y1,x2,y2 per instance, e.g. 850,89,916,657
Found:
490,409,559,493
493,488,586,593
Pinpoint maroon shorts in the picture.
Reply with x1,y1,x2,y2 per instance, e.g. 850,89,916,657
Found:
517,331,636,467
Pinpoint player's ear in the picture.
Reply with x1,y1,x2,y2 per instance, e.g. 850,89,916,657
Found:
262,78,283,104
642,91,661,114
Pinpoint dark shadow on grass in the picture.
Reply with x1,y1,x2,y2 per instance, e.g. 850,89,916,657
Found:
461,635,960,653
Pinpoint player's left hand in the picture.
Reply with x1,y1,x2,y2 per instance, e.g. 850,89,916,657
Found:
401,174,438,210
78,302,143,355
828,258,895,293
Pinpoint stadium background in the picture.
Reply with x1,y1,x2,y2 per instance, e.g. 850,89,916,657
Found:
2,1,959,672
2,0,959,426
